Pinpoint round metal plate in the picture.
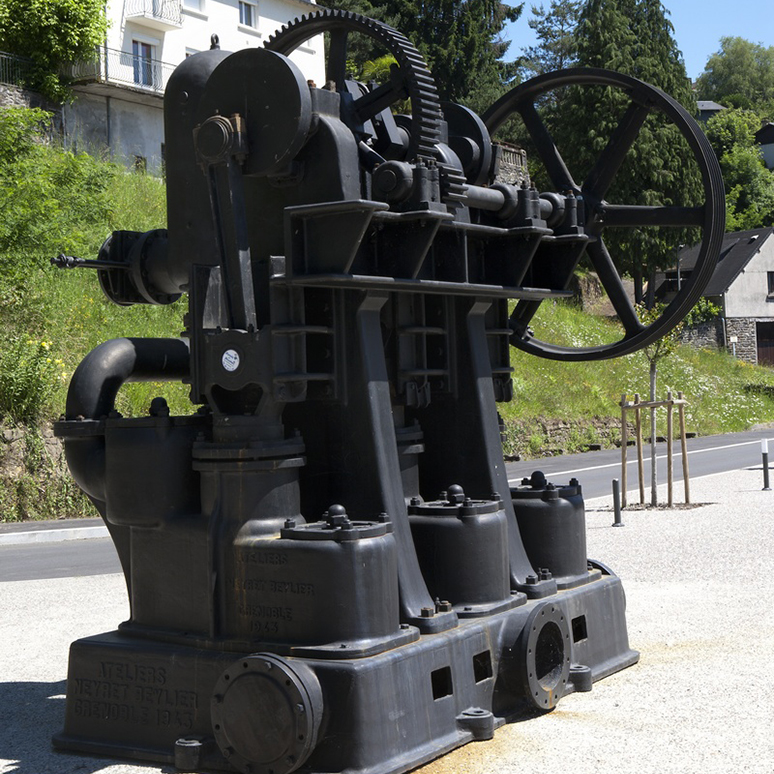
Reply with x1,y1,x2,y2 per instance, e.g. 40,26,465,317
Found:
211,653,323,774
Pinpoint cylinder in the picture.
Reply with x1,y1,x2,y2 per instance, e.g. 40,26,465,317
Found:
104,414,205,527
211,653,324,774
511,471,588,586
409,486,511,613
221,509,400,646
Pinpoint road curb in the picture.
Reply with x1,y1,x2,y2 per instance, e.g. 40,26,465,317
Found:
0,524,109,546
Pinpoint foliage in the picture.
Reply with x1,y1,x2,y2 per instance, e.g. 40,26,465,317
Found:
0,108,116,332
722,147,774,230
637,302,682,373
520,0,581,77
0,337,64,422
696,37,774,118
0,0,108,102
684,297,721,327
703,107,762,158
0,107,187,423
0,109,116,262
704,108,774,230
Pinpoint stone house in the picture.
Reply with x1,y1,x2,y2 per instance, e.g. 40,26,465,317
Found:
62,0,325,172
657,227,774,365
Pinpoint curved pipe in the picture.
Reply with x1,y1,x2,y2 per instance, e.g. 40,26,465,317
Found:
66,337,190,420
62,338,190,501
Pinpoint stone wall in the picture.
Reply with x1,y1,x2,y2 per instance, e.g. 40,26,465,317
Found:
680,318,723,350
494,143,531,186
0,421,92,522
570,272,603,311
0,84,63,136
725,317,758,364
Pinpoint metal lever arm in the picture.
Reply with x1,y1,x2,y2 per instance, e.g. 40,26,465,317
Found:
195,114,258,331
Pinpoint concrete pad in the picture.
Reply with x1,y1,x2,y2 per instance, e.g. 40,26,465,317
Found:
1,468,772,774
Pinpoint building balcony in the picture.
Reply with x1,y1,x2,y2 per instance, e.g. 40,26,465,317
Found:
69,46,176,97
0,50,34,87
125,0,183,32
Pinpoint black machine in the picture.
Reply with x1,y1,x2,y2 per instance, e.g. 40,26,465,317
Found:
52,11,724,774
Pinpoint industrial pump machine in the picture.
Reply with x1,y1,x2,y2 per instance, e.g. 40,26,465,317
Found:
53,10,724,774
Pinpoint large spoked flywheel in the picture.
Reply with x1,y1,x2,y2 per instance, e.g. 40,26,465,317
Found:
483,68,725,361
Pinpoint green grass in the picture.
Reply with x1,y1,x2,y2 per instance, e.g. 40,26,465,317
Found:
500,301,774,458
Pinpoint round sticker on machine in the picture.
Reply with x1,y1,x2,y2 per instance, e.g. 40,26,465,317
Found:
222,349,240,372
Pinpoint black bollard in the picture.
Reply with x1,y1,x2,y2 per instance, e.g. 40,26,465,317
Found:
612,479,624,527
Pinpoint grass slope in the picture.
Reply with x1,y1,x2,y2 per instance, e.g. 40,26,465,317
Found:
501,301,774,457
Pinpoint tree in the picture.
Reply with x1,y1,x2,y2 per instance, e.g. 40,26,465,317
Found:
637,302,683,506
696,37,774,117
332,1,523,110
520,0,582,78
704,109,774,229
0,0,107,102
567,0,702,300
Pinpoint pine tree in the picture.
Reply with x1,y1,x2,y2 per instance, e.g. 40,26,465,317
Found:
331,1,523,109
520,0,582,77
567,0,702,298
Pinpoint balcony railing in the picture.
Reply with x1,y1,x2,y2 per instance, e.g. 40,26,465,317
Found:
125,0,183,30
69,46,176,94
0,50,34,87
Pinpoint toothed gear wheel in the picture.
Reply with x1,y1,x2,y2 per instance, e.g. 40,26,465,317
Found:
438,164,468,206
265,9,441,162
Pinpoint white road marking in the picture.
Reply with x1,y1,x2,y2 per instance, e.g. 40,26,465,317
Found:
507,438,770,484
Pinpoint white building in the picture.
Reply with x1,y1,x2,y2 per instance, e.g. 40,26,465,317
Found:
64,0,324,172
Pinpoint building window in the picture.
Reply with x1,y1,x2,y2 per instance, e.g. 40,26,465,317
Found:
183,0,202,9
132,40,154,87
239,1,256,28
768,272,774,297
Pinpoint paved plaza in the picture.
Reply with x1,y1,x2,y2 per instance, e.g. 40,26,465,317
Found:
1,467,772,774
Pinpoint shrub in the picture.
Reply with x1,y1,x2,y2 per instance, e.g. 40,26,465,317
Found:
0,337,65,422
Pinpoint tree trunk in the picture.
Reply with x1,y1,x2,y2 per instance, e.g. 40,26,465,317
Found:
650,359,658,507
633,265,643,305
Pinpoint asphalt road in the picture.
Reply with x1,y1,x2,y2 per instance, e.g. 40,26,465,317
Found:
1,428,772,583
506,427,774,497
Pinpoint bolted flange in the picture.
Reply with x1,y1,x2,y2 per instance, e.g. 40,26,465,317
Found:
211,653,323,774
518,602,571,711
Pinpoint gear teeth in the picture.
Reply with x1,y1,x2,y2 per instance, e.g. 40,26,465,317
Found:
265,9,442,161
439,165,468,205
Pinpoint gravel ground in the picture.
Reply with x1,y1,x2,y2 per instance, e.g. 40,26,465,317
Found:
2,467,772,774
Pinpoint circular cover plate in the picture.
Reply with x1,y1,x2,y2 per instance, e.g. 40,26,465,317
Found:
198,48,312,177
211,654,322,774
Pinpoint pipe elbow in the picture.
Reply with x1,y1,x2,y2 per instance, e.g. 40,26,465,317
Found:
58,338,191,503
65,337,190,420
